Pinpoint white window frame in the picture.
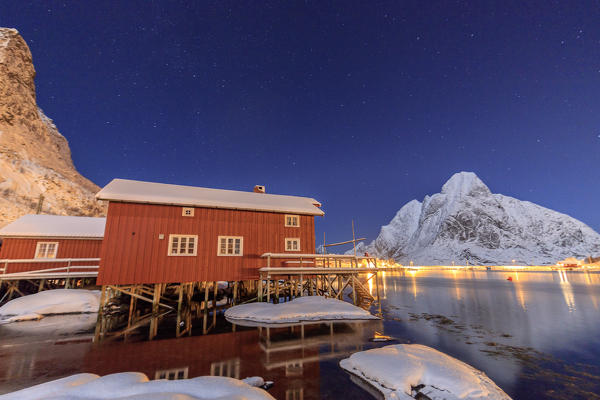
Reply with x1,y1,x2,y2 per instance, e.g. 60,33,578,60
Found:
154,367,189,380
168,234,198,256
217,236,243,256
35,242,58,259
182,207,195,217
285,238,301,252
210,358,240,379
285,214,300,227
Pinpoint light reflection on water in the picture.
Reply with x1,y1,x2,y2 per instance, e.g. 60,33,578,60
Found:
0,270,598,399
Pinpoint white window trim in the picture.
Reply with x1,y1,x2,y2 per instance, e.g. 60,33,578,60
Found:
167,234,198,256
35,241,59,259
182,207,195,217
285,238,301,252
217,236,244,256
285,214,300,227
154,367,189,380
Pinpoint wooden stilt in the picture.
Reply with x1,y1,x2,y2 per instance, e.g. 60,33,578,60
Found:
351,275,357,305
232,281,239,305
94,285,108,342
212,281,218,310
203,281,210,313
38,279,45,292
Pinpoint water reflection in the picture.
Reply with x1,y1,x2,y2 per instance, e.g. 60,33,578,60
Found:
377,270,600,398
1,271,599,399
0,314,383,398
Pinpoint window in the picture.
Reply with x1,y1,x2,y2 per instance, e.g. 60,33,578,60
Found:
182,207,194,217
285,214,300,227
155,367,188,380
168,235,197,256
210,358,240,379
286,388,304,400
285,238,300,252
35,242,58,259
218,236,243,256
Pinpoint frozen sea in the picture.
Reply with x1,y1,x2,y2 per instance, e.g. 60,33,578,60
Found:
0,270,599,399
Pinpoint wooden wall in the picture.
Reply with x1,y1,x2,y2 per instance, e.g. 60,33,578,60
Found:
0,238,102,274
98,202,317,285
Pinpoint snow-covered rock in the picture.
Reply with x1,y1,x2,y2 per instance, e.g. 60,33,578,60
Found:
0,289,100,323
224,296,377,325
364,172,600,265
0,28,105,228
340,344,511,400
0,372,275,400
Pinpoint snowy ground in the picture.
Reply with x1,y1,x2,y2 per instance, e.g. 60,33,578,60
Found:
224,296,377,325
0,289,100,323
0,372,274,400
339,344,512,400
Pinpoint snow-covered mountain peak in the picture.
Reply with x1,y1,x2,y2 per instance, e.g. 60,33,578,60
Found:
441,171,491,198
363,172,600,265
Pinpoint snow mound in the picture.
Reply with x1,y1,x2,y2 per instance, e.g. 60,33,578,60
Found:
339,344,511,400
0,289,100,323
224,296,377,325
0,372,275,400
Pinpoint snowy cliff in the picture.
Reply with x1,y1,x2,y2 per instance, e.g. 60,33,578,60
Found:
363,172,600,265
0,28,105,226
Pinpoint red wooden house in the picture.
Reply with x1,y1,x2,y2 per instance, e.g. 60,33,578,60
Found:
95,179,324,285
0,214,106,274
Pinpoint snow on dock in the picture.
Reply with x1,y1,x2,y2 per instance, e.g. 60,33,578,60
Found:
0,372,275,400
340,344,512,400
224,296,377,325
0,289,100,323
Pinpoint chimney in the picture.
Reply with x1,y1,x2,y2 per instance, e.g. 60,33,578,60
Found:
253,185,266,193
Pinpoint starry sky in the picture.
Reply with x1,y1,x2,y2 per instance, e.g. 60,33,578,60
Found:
2,1,599,248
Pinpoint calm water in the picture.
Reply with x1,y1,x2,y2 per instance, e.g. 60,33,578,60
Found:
1,270,599,399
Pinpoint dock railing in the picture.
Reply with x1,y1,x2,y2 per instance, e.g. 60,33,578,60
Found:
0,258,100,281
260,252,378,271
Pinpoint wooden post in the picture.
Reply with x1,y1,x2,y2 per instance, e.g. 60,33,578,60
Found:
176,283,184,336
212,281,218,310
258,274,263,302
275,278,280,303
38,279,45,292
352,220,357,257
232,281,239,305
352,275,357,305
266,275,271,303
203,281,210,313
299,273,303,297
94,285,108,342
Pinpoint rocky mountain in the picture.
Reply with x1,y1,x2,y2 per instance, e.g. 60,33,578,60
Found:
0,28,104,227
361,172,600,265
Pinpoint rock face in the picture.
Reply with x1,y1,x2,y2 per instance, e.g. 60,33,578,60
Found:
364,172,600,265
0,28,104,227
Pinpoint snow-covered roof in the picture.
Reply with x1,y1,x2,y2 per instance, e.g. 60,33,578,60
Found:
96,179,325,216
0,215,106,238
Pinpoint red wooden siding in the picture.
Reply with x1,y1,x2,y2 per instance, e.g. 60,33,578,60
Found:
0,238,102,274
98,202,316,285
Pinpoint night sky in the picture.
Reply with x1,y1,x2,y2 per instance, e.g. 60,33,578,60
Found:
2,1,599,248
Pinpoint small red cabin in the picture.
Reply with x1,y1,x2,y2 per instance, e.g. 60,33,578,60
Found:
96,179,324,285
0,215,106,274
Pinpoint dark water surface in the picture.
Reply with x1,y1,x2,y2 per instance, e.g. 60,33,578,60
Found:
1,270,599,399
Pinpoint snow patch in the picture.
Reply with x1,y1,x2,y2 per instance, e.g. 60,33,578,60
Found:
0,214,106,238
340,344,511,400
0,289,100,324
0,372,275,400
224,296,377,325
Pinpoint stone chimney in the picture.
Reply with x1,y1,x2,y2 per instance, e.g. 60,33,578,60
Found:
253,185,266,193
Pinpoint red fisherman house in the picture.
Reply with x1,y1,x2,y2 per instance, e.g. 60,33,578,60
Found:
0,214,106,275
96,179,324,285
